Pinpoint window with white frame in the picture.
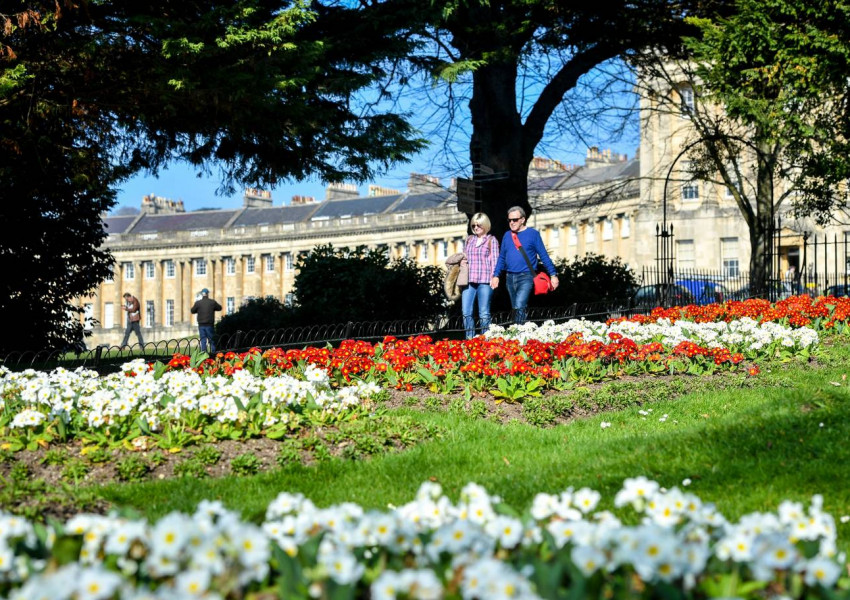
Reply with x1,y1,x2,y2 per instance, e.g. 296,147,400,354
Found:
679,85,695,113
194,258,207,276
549,227,560,251
226,257,236,275
677,239,696,269
144,261,155,279
399,244,409,259
165,260,175,278
585,222,596,243
285,253,293,270
682,182,700,201
104,264,114,283
418,242,429,262
226,297,235,313
437,241,448,261
602,218,614,241
721,237,740,277
621,215,631,238
265,254,275,272
568,225,578,246
165,299,174,326
285,293,295,307
246,256,255,274
124,262,135,280
145,300,155,328
104,303,114,328
681,161,699,201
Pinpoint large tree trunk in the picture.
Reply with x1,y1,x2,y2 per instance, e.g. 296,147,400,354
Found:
468,61,536,241
747,139,777,297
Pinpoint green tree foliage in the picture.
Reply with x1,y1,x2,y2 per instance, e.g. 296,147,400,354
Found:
643,0,850,291
348,0,711,240
292,245,446,324
533,254,639,310
0,1,424,352
214,297,295,341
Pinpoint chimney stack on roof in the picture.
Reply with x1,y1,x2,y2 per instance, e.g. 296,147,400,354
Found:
585,146,628,169
243,188,273,208
529,156,570,178
141,194,185,214
326,182,360,201
368,184,401,197
291,195,316,205
408,173,442,194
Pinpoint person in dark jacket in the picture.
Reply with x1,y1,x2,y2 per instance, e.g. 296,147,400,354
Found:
190,288,222,354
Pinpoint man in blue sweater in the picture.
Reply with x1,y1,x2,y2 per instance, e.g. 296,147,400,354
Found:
490,206,559,324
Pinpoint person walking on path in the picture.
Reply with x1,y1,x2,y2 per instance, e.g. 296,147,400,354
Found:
490,206,559,324
191,288,222,354
120,293,145,348
461,212,499,338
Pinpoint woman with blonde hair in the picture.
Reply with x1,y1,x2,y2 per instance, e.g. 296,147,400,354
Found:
461,212,499,338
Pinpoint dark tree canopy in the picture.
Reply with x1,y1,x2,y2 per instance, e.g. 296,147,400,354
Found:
0,1,425,352
353,0,719,240
292,245,446,324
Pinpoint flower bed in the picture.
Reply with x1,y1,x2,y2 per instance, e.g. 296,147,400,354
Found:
0,299,830,452
1,478,846,599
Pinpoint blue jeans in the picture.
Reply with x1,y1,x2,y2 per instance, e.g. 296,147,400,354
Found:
506,272,534,324
198,325,215,354
461,283,493,338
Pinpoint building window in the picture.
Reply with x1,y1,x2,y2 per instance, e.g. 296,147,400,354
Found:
677,239,696,269
285,293,294,307
104,303,114,328
226,257,236,275
437,241,448,261
621,215,631,238
226,297,235,313
264,254,275,272
195,258,207,276
124,262,135,280
165,260,175,278
568,225,578,246
585,222,596,244
682,183,700,201
418,242,429,262
285,253,294,270
399,244,409,259
145,300,155,328
165,299,174,326
246,256,255,274
679,85,695,113
549,228,560,253
721,237,740,277
144,261,155,279
104,264,114,283
602,218,614,241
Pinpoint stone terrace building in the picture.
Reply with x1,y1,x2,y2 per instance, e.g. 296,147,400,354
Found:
81,153,643,346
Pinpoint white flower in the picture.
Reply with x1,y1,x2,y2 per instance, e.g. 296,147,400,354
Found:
600,421,611,429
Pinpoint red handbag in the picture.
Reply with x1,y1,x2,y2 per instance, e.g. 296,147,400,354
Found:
511,233,554,295
533,271,553,295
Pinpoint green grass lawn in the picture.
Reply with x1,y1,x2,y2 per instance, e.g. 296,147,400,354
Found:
93,339,850,551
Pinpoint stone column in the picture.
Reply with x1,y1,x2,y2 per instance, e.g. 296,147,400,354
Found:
177,260,186,324
155,260,164,328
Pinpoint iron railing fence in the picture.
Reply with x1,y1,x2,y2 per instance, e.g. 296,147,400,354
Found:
0,300,634,373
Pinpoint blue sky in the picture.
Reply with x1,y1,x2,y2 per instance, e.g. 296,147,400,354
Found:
113,143,637,214
113,60,640,213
